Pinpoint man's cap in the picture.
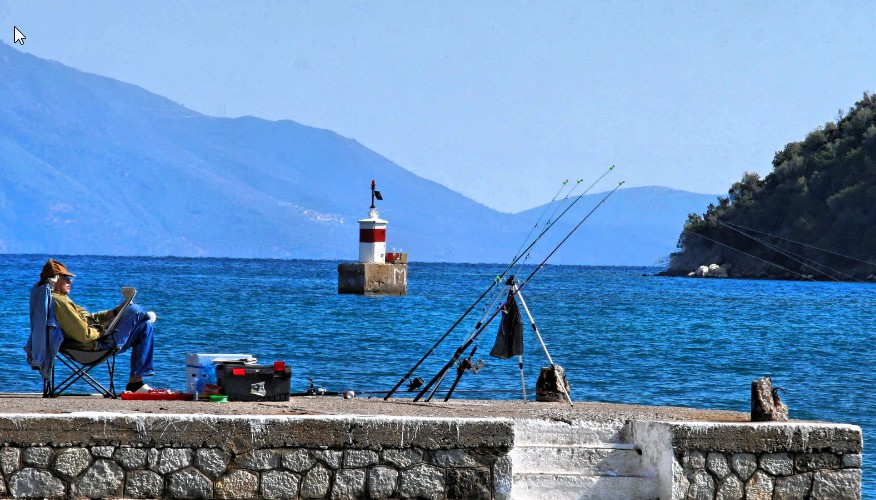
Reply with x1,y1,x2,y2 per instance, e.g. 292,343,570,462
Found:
40,259,76,280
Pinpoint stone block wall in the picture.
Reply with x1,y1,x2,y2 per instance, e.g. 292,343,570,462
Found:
0,413,863,499
0,444,504,499
0,414,513,499
632,421,863,500
337,263,407,295
678,449,861,499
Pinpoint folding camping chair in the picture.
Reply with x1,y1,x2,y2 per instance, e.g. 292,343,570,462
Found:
50,340,120,398
26,283,134,398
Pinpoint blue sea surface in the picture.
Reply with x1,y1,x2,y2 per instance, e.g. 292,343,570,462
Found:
0,254,872,495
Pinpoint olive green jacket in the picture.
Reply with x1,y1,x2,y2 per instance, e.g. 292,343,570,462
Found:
51,293,114,350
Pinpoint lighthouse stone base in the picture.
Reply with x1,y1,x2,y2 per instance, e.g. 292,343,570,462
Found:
338,262,407,296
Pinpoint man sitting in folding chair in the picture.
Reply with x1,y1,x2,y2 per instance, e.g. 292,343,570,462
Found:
34,259,158,394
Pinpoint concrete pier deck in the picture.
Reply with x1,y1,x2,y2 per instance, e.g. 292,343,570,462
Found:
0,393,749,421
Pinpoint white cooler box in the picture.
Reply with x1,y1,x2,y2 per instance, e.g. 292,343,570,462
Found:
186,353,254,394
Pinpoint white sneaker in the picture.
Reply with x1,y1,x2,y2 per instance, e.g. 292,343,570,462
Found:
134,383,153,393
146,311,157,324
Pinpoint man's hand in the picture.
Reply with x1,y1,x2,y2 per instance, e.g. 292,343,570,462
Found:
100,309,117,330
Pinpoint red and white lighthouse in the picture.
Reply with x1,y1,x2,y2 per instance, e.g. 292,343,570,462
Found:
359,180,387,263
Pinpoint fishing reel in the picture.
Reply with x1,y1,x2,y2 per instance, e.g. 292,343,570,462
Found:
306,377,327,396
457,358,485,376
406,376,424,392
472,359,485,374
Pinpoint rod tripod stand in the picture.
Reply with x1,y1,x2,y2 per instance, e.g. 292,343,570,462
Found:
503,277,573,406
418,276,573,406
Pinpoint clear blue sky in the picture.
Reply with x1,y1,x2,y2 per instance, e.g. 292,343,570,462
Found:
3,1,875,212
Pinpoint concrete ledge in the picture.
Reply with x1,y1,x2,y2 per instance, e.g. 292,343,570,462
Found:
665,421,863,454
0,413,515,453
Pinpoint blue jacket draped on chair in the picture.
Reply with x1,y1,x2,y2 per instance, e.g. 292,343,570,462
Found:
25,284,65,380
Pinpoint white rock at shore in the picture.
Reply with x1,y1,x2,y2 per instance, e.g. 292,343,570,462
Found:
690,264,728,278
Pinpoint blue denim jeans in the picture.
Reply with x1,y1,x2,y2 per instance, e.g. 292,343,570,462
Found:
98,304,155,377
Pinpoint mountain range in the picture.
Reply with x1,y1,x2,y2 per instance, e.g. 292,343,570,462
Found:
0,41,717,266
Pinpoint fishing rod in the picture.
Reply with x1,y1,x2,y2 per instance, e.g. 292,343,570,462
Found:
386,274,506,401
716,220,854,282
384,165,617,400
415,181,625,402
424,370,449,402
467,284,511,354
419,182,624,402
446,281,515,400
511,178,585,263
509,179,574,264
291,387,524,398
357,388,534,396
516,179,586,268
443,344,480,402
539,180,586,241
385,168,612,400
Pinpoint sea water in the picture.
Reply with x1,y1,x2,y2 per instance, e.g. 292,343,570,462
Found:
0,254,872,495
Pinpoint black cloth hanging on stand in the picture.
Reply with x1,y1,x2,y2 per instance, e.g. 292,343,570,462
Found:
489,291,524,359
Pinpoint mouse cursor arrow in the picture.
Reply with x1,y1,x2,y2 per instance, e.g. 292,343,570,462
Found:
13,26,25,45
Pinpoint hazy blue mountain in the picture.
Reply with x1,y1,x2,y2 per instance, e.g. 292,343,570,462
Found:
0,42,715,266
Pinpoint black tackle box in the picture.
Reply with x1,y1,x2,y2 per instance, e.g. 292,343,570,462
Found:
216,362,292,401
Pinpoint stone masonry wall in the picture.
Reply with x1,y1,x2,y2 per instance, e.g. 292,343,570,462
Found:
0,414,863,499
0,443,505,499
0,413,514,499
337,263,407,296
633,420,863,500
678,449,861,499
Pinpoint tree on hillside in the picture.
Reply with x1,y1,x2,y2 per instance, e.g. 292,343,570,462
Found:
669,92,876,280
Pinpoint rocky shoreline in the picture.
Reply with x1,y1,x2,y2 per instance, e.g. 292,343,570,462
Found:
659,262,876,282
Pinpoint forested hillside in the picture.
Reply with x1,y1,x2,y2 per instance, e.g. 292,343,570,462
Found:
668,92,876,280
